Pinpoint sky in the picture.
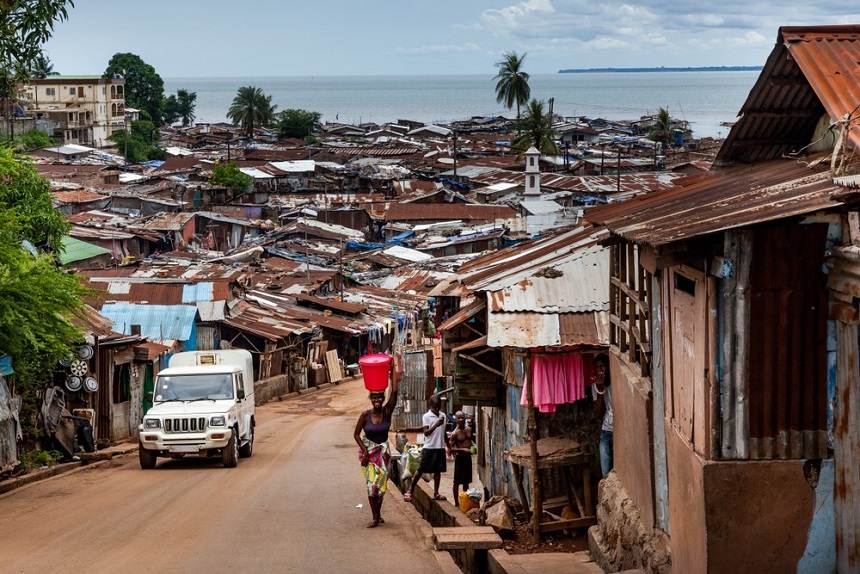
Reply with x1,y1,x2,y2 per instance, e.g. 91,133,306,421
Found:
42,0,860,78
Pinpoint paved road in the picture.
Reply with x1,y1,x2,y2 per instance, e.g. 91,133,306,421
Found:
0,379,443,574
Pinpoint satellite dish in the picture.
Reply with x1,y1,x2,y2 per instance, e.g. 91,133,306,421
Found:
84,377,99,393
65,376,83,392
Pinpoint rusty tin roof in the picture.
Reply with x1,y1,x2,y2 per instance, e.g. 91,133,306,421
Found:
718,25,860,164
585,157,843,246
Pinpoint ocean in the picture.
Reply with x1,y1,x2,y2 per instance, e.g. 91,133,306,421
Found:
163,72,760,140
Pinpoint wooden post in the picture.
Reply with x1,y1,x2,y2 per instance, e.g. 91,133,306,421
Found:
525,354,542,544
734,230,752,459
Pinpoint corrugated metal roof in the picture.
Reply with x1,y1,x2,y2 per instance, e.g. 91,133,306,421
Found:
292,293,367,314
718,25,860,164
141,212,195,231
196,300,226,322
52,190,106,203
487,311,610,348
585,157,843,246
100,303,197,340
384,203,518,222
458,224,609,292
59,236,111,264
467,168,682,195
182,282,214,303
485,245,609,313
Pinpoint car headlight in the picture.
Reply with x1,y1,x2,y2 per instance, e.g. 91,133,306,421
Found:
209,415,226,427
144,418,161,429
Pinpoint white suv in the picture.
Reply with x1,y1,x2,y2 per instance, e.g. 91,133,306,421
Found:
138,350,255,468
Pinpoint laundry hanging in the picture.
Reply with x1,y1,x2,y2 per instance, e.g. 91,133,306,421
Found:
521,353,593,413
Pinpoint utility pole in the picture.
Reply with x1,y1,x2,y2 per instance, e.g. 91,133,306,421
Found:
452,130,458,179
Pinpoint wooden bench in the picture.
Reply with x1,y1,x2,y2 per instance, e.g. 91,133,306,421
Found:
433,526,502,573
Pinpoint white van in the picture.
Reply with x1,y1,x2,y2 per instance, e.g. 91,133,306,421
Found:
138,350,255,468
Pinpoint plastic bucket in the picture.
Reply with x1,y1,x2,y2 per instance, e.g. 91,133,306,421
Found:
359,354,391,392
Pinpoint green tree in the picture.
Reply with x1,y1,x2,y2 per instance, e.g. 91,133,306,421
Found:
108,120,164,163
14,129,55,151
0,145,87,440
511,99,559,156
30,53,58,79
227,86,276,138
277,108,321,140
0,1,74,139
648,107,674,148
163,89,196,127
494,51,531,125
210,161,253,195
103,53,165,125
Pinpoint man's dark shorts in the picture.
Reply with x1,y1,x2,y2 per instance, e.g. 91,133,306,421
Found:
453,452,472,485
417,448,447,474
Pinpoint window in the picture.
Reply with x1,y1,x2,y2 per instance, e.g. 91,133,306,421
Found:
45,87,55,96
530,175,535,187
530,157,535,166
69,87,75,96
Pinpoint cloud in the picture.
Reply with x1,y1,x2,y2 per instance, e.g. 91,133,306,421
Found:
394,43,487,56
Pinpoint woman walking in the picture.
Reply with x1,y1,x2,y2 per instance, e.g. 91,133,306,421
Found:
353,356,401,528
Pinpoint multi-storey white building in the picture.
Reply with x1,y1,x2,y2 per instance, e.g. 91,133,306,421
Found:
19,75,126,147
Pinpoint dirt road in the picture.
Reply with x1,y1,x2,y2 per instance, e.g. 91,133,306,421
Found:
0,379,443,574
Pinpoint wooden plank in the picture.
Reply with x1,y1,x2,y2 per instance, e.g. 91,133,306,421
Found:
325,349,342,383
734,230,752,459
721,232,738,458
538,516,597,533
432,527,503,550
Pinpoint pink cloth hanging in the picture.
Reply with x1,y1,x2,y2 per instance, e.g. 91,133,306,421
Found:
521,353,591,413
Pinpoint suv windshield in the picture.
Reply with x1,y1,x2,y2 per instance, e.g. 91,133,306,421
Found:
154,374,233,402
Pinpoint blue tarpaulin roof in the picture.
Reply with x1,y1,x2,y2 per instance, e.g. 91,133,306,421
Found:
100,303,197,341
347,230,414,251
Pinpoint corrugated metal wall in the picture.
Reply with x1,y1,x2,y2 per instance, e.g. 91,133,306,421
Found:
0,377,18,470
747,222,829,459
392,350,431,430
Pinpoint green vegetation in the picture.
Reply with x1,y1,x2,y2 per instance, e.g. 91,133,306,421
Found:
277,108,321,140
163,88,197,127
0,145,88,442
0,1,74,139
494,51,531,125
14,129,55,151
648,107,674,148
109,120,165,163
210,161,253,195
104,52,165,124
511,99,559,156
227,86,277,138
19,448,63,471
30,54,58,79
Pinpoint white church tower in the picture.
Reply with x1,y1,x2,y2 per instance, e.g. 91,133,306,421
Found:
524,146,541,196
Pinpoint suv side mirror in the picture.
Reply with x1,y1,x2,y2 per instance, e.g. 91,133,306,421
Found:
237,388,245,401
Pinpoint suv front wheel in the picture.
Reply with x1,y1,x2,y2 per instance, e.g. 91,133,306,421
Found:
222,429,239,468
139,443,157,469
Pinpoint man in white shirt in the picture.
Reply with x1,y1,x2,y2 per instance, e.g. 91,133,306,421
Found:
403,394,448,501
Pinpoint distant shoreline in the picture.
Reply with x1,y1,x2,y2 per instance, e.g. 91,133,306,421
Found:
558,66,762,74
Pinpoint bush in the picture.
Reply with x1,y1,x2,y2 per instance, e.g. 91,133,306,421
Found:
19,448,63,472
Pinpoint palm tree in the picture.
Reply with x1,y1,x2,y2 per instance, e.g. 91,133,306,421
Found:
648,107,674,148
511,99,559,156
494,51,530,124
227,86,277,138
30,54,57,79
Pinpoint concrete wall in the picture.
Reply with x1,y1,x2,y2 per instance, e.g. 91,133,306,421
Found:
703,456,829,573
666,424,834,573
613,356,656,529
